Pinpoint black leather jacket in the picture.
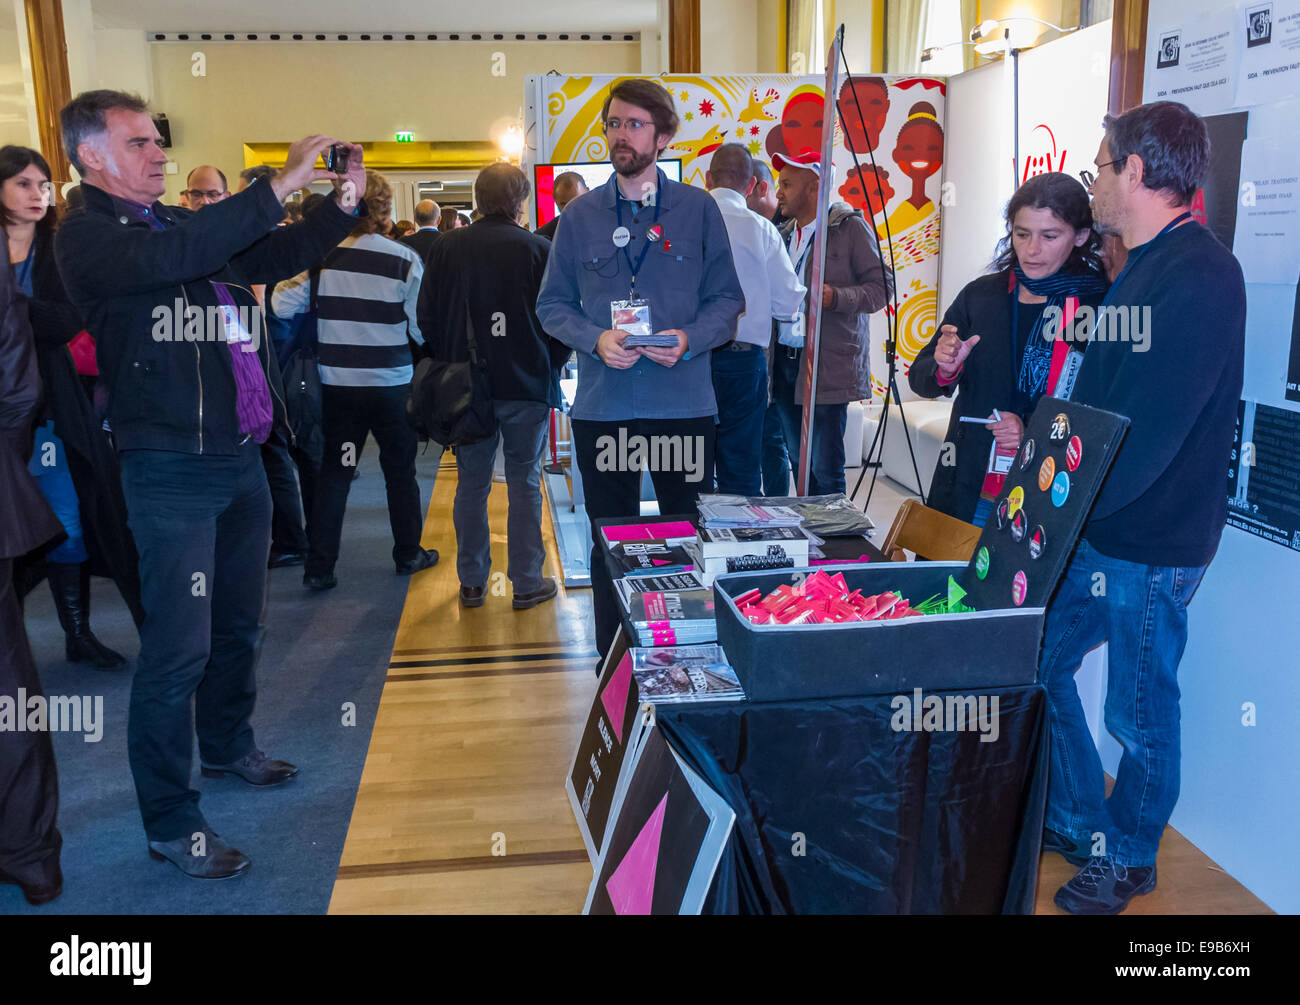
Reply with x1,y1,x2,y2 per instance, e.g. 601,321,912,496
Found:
55,180,359,455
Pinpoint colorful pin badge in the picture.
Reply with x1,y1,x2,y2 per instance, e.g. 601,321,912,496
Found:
1012,570,1028,606
1066,435,1083,471
612,226,630,248
1007,485,1025,517
995,498,1010,530
1029,525,1046,560
646,224,663,242
1019,437,1036,471
1050,412,1070,442
1051,470,1071,507
1010,509,1027,542
1038,456,1056,492
975,546,990,580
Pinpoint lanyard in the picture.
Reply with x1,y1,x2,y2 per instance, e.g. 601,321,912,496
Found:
1105,211,1193,300
615,191,662,298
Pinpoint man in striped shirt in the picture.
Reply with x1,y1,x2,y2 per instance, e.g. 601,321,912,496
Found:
272,170,437,590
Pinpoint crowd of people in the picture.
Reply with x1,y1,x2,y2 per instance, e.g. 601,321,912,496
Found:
0,78,1244,917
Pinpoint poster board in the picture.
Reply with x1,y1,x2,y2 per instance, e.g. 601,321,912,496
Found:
525,71,947,403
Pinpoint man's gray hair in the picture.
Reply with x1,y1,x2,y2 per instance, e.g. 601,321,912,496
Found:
61,89,149,174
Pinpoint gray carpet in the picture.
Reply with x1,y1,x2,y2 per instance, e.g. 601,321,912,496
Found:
2,439,444,915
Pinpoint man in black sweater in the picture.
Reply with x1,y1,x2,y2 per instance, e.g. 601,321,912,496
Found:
1039,101,1246,914
418,163,570,610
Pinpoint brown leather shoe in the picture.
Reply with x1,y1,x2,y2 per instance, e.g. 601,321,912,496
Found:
0,864,62,906
513,578,558,610
147,829,250,880
200,748,299,786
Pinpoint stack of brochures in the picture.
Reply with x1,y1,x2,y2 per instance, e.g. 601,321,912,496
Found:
630,644,745,703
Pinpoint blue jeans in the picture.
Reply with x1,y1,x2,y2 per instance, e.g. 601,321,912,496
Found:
119,443,271,840
761,401,790,496
452,399,551,594
769,354,849,495
28,421,87,563
710,345,767,495
1037,538,1206,867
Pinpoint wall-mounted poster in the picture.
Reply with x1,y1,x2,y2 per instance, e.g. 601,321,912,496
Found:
1145,0,1239,115
526,73,946,402
1234,0,1300,107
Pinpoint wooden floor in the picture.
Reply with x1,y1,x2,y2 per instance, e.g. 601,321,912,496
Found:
330,461,1271,915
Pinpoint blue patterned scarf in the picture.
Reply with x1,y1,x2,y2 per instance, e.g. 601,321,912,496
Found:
1012,264,1109,398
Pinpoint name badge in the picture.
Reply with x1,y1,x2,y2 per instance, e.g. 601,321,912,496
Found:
777,311,806,348
611,298,653,339
219,304,257,353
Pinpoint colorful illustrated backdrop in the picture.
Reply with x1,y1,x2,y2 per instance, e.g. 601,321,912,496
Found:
528,74,948,401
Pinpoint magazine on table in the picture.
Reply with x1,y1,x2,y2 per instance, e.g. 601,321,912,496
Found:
630,645,745,703
608,540,697,577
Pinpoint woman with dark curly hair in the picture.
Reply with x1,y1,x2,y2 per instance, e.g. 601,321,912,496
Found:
910,172,1109,526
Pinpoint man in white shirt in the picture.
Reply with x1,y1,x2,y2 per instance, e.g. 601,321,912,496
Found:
704,144,807,494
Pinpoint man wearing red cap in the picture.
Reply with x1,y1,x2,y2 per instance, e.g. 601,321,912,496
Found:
765,150,893,495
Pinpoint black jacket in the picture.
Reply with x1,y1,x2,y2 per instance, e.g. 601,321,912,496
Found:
910,269,1106,522
22,233,144,623
55,181,359,455
400,227,441,263
0,231,62,560
418,216,570,407
534,216,560,242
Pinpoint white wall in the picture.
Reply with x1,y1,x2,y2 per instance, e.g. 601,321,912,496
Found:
700,0,759,72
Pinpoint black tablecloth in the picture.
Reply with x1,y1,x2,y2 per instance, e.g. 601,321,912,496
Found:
657,684,1049,914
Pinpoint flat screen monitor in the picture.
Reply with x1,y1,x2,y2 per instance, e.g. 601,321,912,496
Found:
533,159,683,228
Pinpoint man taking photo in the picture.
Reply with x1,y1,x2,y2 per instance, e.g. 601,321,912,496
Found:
55,88,366,881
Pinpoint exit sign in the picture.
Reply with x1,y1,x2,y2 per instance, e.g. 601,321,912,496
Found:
395,131,415,143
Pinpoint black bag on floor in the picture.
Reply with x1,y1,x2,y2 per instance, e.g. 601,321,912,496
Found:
408,298,495,448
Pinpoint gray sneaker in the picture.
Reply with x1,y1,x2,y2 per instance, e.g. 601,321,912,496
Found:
148,829,250,880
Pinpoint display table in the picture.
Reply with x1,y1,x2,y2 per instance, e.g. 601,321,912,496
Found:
656,685,1048,914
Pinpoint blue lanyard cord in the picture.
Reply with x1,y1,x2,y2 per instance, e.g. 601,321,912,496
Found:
615,192,661,297
1107,211,1193,296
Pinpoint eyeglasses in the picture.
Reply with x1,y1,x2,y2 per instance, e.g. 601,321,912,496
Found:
1079,160,1122,188
603,117,653,135
182,189,226,200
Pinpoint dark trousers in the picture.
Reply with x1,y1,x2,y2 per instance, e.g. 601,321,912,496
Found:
262,426,309,555
0,557,62,886
572,415,715,657
308,384,423,577
761,401,791,496
118,443,270,841
769,351,850,496
710,344,768,496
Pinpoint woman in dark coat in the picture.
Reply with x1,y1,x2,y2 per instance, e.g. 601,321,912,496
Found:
910,172,1108,526
1,146,143,667
0,225,64,906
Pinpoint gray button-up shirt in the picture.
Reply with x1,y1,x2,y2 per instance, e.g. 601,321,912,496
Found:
536,168,744,421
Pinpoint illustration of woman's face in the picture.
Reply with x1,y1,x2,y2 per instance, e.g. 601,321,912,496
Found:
892,120,944,183
781,94,825,157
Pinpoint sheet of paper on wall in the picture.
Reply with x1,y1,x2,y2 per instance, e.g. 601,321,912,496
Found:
1143,0,1239,116
1232,139,1300,286
1233,0,1300,108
